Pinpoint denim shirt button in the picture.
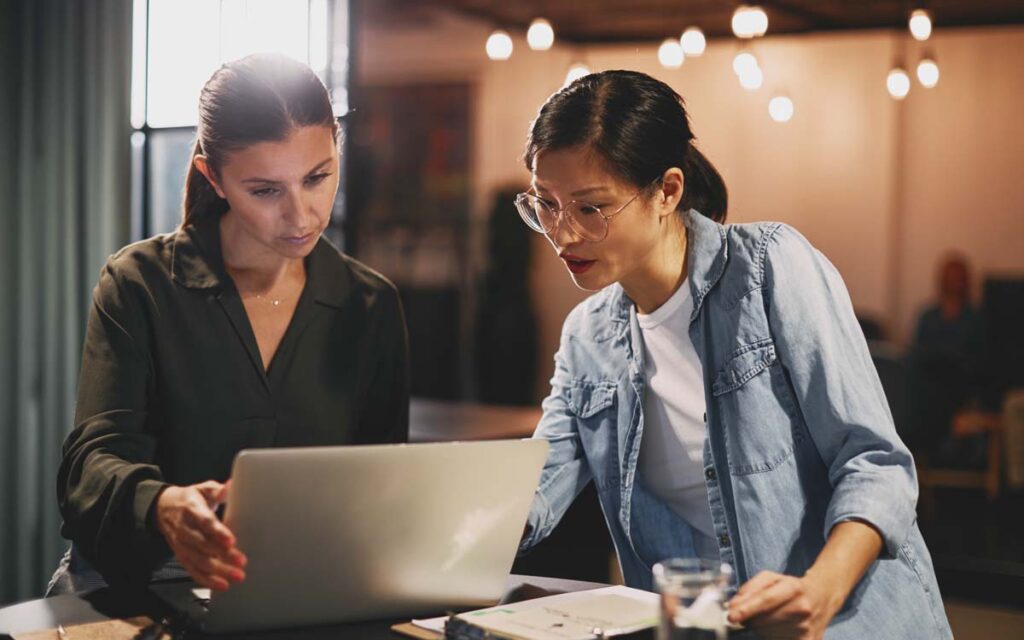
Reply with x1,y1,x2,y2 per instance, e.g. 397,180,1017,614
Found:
705,467,717,481
719,534,731,548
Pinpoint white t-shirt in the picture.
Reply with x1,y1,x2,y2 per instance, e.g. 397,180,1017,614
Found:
636,280,719,561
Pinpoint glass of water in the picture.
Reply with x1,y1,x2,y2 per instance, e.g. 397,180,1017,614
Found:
652,558,733,640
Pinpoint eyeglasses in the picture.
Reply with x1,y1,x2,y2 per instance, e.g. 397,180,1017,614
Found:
513,180,658,243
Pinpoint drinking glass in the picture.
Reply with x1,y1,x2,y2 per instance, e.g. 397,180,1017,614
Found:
652,558,733,640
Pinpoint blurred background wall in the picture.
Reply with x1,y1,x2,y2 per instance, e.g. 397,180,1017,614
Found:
356,9,1024,400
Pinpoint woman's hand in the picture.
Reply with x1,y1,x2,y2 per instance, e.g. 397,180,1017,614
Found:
726,570,840,639
155,480,247,591
727,521,884,638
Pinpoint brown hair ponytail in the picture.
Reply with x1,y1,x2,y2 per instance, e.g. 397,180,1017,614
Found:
180,53,339,228
182,140,229,227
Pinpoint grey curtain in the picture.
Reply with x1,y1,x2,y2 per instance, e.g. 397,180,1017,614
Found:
0,0,132,603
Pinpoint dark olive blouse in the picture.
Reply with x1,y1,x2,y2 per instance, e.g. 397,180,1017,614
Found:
57,216,409,586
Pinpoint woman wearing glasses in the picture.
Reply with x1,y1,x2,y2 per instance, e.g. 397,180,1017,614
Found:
517,70,950,639
49,54,409,594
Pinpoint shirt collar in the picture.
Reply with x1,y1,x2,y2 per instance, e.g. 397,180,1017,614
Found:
682,208,729,320
607,209,729,323
171,216,351,308
171,216,227,290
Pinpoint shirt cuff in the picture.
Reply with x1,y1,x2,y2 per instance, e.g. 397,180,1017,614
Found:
824,473,913,558
134,478,170,535
519,490,553,553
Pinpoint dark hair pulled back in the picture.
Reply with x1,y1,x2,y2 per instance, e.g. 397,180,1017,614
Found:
524,70,727,222
182,53,338,227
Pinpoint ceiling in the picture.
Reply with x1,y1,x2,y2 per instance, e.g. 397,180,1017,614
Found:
402,1,1024,43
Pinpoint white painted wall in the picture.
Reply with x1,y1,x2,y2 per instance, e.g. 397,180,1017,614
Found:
357,9,1024,401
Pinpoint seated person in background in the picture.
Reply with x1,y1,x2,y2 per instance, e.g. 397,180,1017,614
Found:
49,54,409,595
906,254,984,465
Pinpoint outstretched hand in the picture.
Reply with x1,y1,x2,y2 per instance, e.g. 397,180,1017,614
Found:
155,480,247,591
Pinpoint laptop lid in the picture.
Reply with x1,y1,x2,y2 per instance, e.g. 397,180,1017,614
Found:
195,438,548,633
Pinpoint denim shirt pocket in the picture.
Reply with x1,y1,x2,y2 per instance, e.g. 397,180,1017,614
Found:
567,379,617,418
711,339,803,475
711,339,776,396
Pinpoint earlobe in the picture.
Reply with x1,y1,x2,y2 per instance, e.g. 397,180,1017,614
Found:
661,168,685,214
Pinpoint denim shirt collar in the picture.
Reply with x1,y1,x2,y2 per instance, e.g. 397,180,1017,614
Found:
606,209,729,325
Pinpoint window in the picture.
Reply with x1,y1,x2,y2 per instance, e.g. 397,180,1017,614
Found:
131,0,350,239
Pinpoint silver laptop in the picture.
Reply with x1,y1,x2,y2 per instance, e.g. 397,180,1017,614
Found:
152,438,549,633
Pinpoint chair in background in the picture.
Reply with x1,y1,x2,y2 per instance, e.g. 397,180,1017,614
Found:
917,408,1003,503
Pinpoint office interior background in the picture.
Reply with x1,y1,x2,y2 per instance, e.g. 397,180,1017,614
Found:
2,0,1023,635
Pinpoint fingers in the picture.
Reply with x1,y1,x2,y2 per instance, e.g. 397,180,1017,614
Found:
734,570,783,599
175,521,246,565
215,479,231,504
195,480,226,505
729,575,802,624
169,484,247,591
186,500,236,550
179,556,232,592
729,571,784,623
173,524,247,591
747,596,816,629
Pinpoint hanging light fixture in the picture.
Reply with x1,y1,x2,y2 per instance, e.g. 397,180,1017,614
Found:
527,18,555,51
769,95,794,122
565,62,591,85
909,9,933,41
739,66,764,90
732,50,758,76
658,38,685,69
917,55,940,88
732,5,768,39
680,26,706,56
485,29,513,61
887,67,911,99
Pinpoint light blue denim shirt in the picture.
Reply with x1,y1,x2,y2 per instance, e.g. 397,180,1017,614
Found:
522,210,952,639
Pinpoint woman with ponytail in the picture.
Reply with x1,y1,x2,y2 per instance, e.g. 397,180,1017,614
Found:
49,54,409,594
516,71,950,639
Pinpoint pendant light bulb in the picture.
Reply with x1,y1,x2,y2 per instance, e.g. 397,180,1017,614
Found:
658,38,685,69
485,30,513,61
527,18,555,51
909,9,933,41
680,27,706,56
887,67,911,99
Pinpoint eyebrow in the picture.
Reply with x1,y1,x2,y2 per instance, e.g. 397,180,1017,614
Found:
533,184,611,198
240,157,334,185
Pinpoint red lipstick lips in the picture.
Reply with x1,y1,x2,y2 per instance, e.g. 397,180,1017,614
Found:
560,253,596,275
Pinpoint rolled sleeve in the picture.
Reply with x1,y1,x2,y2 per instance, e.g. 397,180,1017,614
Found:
762,225,917,557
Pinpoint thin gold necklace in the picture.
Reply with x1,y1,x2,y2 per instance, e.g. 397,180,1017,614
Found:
253,293,283,306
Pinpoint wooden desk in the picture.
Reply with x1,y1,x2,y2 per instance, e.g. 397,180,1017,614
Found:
0,575,606,639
